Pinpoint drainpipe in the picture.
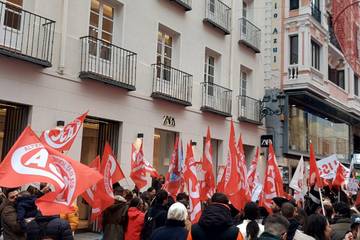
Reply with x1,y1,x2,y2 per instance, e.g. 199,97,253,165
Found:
58,0,69,75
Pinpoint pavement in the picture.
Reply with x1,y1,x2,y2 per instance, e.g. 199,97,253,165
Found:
74,232,102,240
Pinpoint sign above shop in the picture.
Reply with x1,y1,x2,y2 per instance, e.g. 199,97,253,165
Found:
163,115,175,127
260,135,273,147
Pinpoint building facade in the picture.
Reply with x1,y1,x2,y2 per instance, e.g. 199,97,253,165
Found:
264,0,360,184
0,0,266,228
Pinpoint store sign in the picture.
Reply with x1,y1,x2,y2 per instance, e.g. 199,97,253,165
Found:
260,135,273,147
163,115,175,127
317,154,339,179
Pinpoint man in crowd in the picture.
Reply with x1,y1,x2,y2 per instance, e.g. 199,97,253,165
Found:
259,214,289,240
281,202,299,240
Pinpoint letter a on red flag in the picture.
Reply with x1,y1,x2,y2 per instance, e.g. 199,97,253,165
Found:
259,143,284,213
200,127,215,201
40,111,88,152
309,143,323,188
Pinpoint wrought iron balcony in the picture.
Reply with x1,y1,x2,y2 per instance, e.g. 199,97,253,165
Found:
204,0,231,35
239,18,261,53
0,1,55,67
238,95,262,124
169,0,192,11
311,3,321,24
80,36,137,91
201,82,232,117
151,63,193,106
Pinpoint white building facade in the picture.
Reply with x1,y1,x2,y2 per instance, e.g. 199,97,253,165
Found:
0,0,266,228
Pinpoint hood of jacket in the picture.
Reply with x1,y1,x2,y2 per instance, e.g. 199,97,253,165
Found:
198,203,233,231
128,207,143,220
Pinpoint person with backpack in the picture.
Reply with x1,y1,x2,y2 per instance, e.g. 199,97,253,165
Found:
141,190,169,240
187,193,244,240
124,198,145,240
26,214,73,240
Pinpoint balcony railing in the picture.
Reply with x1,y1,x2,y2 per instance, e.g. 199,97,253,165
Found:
169,0,192,11
0,1,55,67
311,3,321,24
288,64,299,80
204,0,231,35
80,36,137,91
238,95,262,124
239,18,261,53
201,82,232,117
151,63,193,106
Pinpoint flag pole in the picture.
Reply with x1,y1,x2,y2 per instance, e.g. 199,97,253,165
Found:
318,187,326,216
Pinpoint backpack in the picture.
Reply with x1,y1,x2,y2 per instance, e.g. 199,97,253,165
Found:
140,209,162,240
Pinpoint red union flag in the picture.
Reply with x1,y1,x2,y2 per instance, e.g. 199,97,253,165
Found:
248,147,259,193
200,127,215,201
82,156,101,208
333,0,360,76
40,111,88,152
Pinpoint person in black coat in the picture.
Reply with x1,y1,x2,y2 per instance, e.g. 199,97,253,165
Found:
188,193,242,240
150,202,188,240
26,214,73,240
16,191,38,231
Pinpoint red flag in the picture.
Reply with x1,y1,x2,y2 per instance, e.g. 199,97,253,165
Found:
184,143,201,223
224,120,241,208
216,165,226,193
259,143,285,213
102,143,125,183
332,163,349,188
40,112,88,152
234,136,251,210
309,143,323,188
164,137,184,198
200,127,215,201
82,156,101,208
248,147,259,193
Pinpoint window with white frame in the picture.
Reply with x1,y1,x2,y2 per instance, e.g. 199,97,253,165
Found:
289,35,298,65
311,40,321,70
204,55,215,95
240,70,247,96
156,31,173,81
88,0,114,60
4,0,23,30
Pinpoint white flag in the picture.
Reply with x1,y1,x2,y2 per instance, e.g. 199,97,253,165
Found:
290,156,306,200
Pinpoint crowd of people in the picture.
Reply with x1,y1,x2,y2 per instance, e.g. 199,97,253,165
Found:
0,176,359,240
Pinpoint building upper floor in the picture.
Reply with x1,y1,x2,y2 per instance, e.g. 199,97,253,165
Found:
0,0,269,125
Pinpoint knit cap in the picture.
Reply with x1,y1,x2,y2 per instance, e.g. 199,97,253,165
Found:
167,202,188,221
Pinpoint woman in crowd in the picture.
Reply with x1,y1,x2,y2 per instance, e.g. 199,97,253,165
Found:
125,197,145,240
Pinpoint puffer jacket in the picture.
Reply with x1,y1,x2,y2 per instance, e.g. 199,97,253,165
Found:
188,203,243,240
124,207,145,240
26,215,73,240
60,205,79,231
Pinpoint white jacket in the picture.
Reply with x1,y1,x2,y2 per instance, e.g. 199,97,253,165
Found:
293,230,316,240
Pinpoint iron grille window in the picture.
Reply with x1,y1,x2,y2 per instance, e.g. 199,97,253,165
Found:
311,40,321,70
289,35,298,64
290,0,299,10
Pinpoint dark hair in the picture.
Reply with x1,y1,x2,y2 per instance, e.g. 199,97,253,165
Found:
211,193,229,205
281,202,295,219
304,214,328,240
129,197,142,208
246,220,260,240
333,202,351,218
295,207,308,227
244,202,260,220
147,187,155,193
4,188,18,198
176,192,189,208
153,189,168,206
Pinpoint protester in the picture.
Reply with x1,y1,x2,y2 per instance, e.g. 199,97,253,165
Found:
237,202,264,239
59,203,79,234
150,202,188,240
176,192,191,231
294,207,307,231
350,216,360,240
1,188,26,240
147,187,157,201
16,191,38,231
125,198,145,240
152,175,165,192
258,214,289,240
141,190,169,240
102,194,128,240
281,202,299,240
331,201,352,240
272,197,289,214
187,193,244,240
303,214,332,240
141,191,152,211
26,213,73,240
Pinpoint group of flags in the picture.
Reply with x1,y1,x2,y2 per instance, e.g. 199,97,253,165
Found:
0,111,357,224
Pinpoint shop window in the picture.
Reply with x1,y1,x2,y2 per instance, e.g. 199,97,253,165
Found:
153,129,177,176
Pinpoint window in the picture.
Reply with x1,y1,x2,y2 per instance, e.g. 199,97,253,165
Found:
337,70,345,89
290,0,299,10
240,71,247,96
289,35,298,65
209,0,215,14
4,0,22,30
311,40,321,70
89,0,114,60
355,74,359,96
243,1,247,18
204,55,215,95
153,129,177,175
156,31,173,81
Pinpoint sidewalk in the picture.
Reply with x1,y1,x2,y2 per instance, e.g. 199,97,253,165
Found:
74,232,102,240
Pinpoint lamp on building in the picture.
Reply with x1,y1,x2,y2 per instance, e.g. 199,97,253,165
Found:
137,133,144,139
56,120,65,127
260,92,286,121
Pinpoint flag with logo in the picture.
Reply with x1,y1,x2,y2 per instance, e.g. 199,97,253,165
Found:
200,127,215,201
247,147,259,193
184,143,201,223
82,156,101,210
289,156,306,201
40,112,88,152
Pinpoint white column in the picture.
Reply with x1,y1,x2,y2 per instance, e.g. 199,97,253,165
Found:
322,38,329,81
303,24,311,69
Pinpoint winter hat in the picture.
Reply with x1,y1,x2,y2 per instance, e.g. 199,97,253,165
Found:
272,197,289,208
167,202,188,221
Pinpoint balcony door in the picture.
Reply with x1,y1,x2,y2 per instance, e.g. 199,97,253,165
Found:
155,31,173,95
240,70,247,116
87,0,114,77
0,0,23,50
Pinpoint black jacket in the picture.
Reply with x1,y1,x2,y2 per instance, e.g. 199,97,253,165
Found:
190,203,240,240
16,196,38,231
287,218,300,240
26,215,73,240
148,204,168,229
150,219,188,240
